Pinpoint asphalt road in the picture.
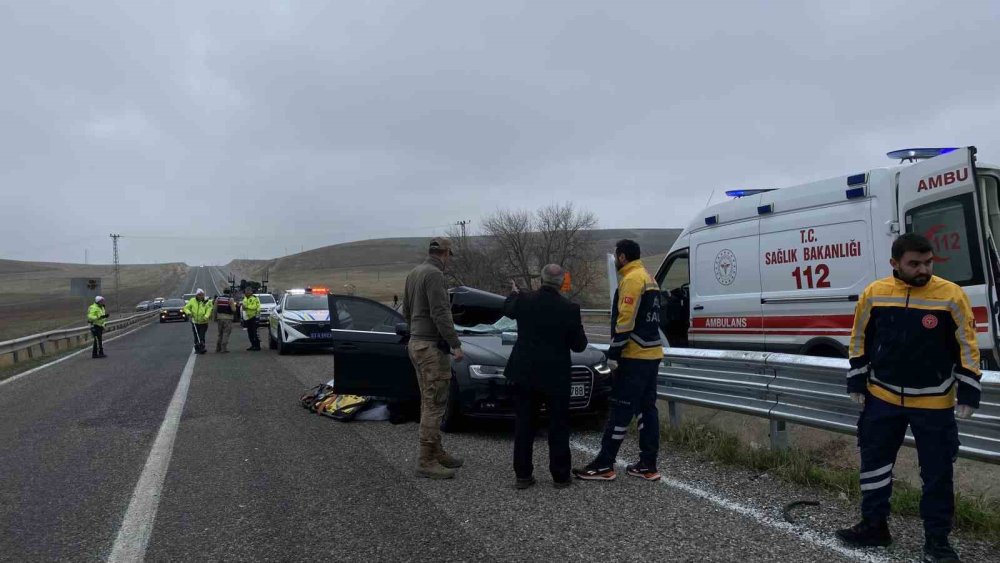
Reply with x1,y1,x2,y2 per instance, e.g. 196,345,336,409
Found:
1,269,996,562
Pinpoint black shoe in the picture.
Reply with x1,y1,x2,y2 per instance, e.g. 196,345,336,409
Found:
553,479,573,489
92,354,99,359
247,347,255,351
923,536,961,563
835,518,892,547
515,477,536,490
252,346,261,351
572,463,616,481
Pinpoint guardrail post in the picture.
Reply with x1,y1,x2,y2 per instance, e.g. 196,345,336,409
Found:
668,400,681,430
769,419,788,450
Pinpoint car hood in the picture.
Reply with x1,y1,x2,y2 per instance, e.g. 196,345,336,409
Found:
458,334,606,367
282,309,330,322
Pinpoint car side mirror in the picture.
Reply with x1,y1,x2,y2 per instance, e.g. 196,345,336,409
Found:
395,323,410,337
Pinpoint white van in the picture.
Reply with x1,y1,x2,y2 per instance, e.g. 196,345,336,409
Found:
655,147,1000,368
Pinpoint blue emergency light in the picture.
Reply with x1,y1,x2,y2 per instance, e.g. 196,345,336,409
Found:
725,189,775,198
886,147,957,161
704,215,718,226
846,173,867,186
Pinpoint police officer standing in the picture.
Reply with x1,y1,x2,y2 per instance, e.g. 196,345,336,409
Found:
574,239,664,482
87,296,109,358
837,233,981,563
183,289,213,354
241,286,262,351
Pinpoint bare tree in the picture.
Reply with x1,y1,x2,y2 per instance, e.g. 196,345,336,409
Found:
532,202,599,300
482,209,536,289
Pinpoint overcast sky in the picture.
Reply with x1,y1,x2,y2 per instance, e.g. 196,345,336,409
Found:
2,0,999,265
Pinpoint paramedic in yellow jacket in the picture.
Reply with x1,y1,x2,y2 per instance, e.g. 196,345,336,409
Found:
837,233,981,562
575,239,664,482
183,289,213,355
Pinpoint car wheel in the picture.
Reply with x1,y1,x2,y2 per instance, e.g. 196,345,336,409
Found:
277,330,291,355
439,377,464,433
268,326,277,349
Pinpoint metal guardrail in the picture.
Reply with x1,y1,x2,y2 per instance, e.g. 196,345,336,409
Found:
592,345,1000,464
581,309,611,315
0,311,159,365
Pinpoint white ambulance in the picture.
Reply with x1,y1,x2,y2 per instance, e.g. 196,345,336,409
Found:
655,147,1000,369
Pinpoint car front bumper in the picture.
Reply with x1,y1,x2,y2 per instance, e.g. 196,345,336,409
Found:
458,365,612,419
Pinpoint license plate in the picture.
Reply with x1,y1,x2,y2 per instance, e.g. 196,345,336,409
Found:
571,384,586,398
311,332,332,339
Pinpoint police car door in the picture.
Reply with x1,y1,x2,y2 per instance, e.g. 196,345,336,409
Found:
328,295,421,400
688,196,764,350
897,147,1000,368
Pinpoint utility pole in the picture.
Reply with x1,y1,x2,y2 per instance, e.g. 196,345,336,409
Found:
110,233,121,316
455,220,471,239
85,249,88,265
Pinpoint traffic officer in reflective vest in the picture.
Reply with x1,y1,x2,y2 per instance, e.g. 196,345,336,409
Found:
183,289,213,355
837,233,981,563
87,296,109,358
241,287,262,351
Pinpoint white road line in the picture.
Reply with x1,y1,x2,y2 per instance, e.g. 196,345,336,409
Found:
570,441,890,563
0,322,154,388
108,350,196,563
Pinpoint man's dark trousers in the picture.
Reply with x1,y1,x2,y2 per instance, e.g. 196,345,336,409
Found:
594,358,661,468
90,325,104,357
191,322,208,353
245,317,260,349
513,382,571,482
858,395,959,538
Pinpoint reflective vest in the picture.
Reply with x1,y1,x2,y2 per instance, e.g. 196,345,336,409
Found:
87,304,107,328
184,298,214,325
242,295,261,320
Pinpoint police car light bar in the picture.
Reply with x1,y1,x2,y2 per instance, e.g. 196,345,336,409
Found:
886,147,957,162
286,289,306,295
725,189,775,198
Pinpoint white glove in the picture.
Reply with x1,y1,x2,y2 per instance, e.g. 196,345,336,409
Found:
956,405,976,419
849,393,865,406
607,360,619,371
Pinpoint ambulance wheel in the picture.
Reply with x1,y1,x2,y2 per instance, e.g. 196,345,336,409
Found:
805,343,846,359
440,377,464,433
268,328,277,350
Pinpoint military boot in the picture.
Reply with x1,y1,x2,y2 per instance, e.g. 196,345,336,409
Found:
416,445,455,480
435,445,464,469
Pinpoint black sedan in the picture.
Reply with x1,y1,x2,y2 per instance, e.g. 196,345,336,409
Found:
328,286,612,431
158,298,188,323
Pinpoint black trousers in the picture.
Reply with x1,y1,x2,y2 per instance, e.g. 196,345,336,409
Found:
513,383,571,482
245,317,261,348
191,322,208,352
90,325,104,356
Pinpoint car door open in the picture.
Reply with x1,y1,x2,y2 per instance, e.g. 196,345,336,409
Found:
328,294,420,400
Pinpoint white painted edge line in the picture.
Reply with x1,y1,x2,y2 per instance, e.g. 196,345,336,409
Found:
0,321,154,388
108,350,196,563
570,441,890,563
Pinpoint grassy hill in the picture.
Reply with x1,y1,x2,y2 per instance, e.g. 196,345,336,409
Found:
0,260,188,340
225,228,681,306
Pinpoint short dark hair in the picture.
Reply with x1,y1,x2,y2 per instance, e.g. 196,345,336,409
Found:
892,233,934,261
615,239,641,261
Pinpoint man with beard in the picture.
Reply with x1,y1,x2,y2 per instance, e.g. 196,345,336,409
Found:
836,233,981,563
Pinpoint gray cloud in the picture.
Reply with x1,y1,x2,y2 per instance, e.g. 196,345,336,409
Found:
2,0,999,265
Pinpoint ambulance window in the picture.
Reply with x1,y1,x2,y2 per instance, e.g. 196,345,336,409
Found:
658,252,690,293
906,193,984,287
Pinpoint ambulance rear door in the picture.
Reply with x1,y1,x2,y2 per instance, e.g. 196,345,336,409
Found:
897,147,999,368
688,196,764,350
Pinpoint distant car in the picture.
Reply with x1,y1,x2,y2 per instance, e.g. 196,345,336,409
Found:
152,297,165,309
256,293,277,324
158,298,188,323
268,288,336,354
329,286,612,432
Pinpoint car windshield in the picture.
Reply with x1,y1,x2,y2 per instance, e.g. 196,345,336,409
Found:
163,299,185,307
284,294,328,310
257,295,276,304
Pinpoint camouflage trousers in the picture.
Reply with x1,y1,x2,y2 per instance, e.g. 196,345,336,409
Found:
407,340,451,466
215,319,233,352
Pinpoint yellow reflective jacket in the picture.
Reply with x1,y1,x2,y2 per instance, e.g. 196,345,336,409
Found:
242,295,261,320
87,303,108,328
609,260,664,361
183,298,214,325
848,275,982,409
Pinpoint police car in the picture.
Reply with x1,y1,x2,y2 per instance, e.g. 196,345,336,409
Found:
655,147,1000,368
268,287,337,354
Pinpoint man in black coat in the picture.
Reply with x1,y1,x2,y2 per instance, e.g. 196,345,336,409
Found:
503,264,588,489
